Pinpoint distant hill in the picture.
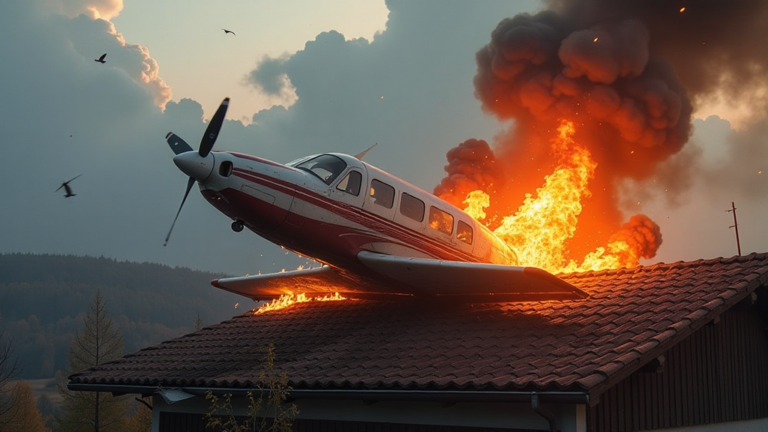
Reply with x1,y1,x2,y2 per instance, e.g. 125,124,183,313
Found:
0,253,249,379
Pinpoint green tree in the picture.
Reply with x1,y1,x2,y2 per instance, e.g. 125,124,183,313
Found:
0,381,51,432
205,343,298,432
58,291,128,432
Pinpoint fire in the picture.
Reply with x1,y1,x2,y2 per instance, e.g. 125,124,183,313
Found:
255,292,346,314
462,121,660,273
463,190,490,221
490,121,596,272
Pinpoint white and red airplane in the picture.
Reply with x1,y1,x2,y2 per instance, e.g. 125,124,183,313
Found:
163,98,587,302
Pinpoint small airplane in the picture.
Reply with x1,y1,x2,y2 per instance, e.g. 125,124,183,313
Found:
163,98,587,302
95,53,107,64
56,174,82,198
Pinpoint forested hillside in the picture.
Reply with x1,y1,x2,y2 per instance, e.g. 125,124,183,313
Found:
0,253,248,378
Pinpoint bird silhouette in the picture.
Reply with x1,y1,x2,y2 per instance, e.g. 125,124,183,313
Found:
56,174,82,198
95,53,107,63
222,29,236,35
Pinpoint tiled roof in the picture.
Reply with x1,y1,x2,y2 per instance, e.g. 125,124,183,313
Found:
70,253,768,399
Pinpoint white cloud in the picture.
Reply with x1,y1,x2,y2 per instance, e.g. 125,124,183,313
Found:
0,0,538,275
42,0,123,21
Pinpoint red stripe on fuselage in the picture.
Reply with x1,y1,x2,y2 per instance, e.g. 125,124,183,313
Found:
229,168,481,263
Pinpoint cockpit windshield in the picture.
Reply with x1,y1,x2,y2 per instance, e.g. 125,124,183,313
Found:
295,154,348,185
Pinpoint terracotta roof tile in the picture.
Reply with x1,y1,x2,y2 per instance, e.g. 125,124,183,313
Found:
69,253,768,395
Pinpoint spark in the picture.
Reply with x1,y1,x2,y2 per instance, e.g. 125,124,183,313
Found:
593,37,599,42
679,7,686,13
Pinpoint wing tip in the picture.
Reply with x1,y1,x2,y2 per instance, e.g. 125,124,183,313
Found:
523,267,589,299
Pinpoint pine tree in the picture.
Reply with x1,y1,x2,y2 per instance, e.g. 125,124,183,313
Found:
0,381,51,432
58,290,129,432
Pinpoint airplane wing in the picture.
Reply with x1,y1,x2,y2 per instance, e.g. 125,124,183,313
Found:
212,252,587,303
356,251,588,302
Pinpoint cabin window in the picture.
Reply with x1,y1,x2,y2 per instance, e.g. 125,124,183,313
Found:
457,220,473,245
295,154,347,185
429,206,453,235
399,193,425,222
218,161,233,178
369,179,395,209
336,170,362,196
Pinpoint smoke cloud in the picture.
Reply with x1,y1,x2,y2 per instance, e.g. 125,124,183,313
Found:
433,139,505,213
609,214,663,261
437,0,768,261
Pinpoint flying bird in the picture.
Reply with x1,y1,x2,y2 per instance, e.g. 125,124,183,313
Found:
55,174,82,198
95,53,107,63
222,29,236,35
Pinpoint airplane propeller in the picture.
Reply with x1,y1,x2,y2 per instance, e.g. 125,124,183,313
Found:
163,97,230,246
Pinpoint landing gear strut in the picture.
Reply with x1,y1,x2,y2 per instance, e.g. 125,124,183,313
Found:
231,220,244,232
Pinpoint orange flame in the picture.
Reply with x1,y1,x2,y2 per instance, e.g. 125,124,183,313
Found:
491,121,596,272
463,120,656,273
255,292,346,314
463,190,490,221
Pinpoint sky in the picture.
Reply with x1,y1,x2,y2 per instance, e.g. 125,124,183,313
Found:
0,0,765,276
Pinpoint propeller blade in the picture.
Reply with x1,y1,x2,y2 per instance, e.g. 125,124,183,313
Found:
163,177,196,247
55,174,82,192
165,132,193,155
199,97,229,157
65,174,83,184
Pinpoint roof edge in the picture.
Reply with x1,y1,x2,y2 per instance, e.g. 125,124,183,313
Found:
588,274,768,400
67,383,589,404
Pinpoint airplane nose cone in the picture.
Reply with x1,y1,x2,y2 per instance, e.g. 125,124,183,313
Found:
173,151,214,182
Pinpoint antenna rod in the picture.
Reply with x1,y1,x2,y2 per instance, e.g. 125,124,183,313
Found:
726,201,741,256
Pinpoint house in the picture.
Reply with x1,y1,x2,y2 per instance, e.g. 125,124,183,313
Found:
69,253,768,432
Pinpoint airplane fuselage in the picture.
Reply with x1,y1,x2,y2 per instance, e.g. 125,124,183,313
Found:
194,151,518,275
165,98,586,302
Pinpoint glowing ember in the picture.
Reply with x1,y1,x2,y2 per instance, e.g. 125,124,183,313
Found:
679,7,686,12
593,37,599,42
255,292,346,314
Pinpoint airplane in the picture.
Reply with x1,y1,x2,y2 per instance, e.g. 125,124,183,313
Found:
163,98,588,303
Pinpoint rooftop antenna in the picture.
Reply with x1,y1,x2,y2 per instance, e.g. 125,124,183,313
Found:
725,201,741,256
